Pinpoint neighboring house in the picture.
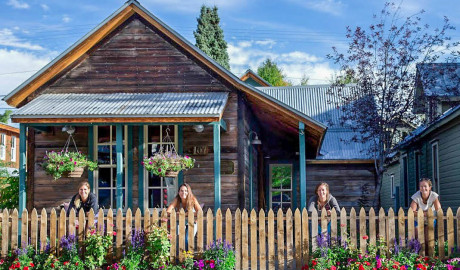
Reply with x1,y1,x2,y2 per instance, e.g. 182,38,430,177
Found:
0,123,19,175
3,1,376,213
414,63,460,121
381,105,460,210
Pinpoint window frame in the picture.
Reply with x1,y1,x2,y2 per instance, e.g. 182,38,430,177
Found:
0,134,6,160
143,125,179,210
269,163,293,210
431,141,440,195
400,153,409,207
390,174,395,199
93,125,129,210
10,136,16,162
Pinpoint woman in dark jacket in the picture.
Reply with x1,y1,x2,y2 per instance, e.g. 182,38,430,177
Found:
67,181,98,215
307,182,340,216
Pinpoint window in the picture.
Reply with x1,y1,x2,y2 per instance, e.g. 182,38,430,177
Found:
144,125,178,209
431,142,440,194
0,134,6,160
401,155,409,207
269,164,292,212
390,174,395,199
10,136,16,162
94,126,127,209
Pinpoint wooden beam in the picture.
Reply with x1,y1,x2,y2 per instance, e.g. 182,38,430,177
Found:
213,123,221,211
299,122,307,209
220,118,227,132
116,125,124,210
306,159,375,165
19,124,27,216
0,123,19,133
12,117,220,124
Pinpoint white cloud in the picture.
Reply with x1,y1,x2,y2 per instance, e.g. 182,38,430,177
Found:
6,0,29,9
228,40,336,85
41,4,49,11
62,15,71,23
143,0,246,13
0,49,52,95
0,29,44,50
288,0,344,16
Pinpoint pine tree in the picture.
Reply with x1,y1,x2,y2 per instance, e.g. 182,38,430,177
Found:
194,5,230,70
257,59,291,86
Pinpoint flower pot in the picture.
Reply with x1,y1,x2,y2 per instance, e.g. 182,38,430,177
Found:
62,167,84,178
165,170,179,177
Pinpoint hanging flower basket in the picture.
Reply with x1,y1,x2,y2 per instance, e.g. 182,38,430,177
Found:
43,150,98,180
142,151,194,178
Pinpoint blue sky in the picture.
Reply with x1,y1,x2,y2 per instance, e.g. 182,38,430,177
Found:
0,0,459,110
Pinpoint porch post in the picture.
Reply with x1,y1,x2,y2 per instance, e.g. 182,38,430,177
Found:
249,144,253,209
138,126,144,212
116,124,123,210
299,122,307,209
213,122,221,210
178,125,184,186
88,126,94,190
19,124,27,215
127,126,133,208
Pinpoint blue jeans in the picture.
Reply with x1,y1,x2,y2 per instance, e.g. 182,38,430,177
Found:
318,222,331,235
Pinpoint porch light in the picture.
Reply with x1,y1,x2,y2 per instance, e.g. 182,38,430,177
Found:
248,131,262,145
193,124,204,133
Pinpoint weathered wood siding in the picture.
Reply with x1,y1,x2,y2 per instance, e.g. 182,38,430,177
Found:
35,16,230,97
380,162,400,209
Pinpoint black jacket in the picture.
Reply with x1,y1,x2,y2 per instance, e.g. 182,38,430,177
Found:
67,192,98,216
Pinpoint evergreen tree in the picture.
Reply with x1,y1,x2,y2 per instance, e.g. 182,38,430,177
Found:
0,110,12,124
194,5,230,70
257,59,291,86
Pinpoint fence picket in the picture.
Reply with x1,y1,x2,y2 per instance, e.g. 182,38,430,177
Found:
170,209,176,262
369,208,376,247
88,209,95,231
207,209,214,247
2,210,9,257
340,208,347,246
161,209,168,231
242,209,249,270
31,208,38,251
359,208,367,253
447,208,454,257
398,208,405,248
226,209,232,245
267,210,275,270
78,209,85,248
378,208,385,255
408,209,415,241
437,208,445,260
311,208,318,251
106,209,113,263
259,209,266,270
68,209,76,238
417,208,425,256
152,209,159,227
294,209,301,269
144,208,151,233
126,208,132,246
427,208,435,257
197,209,204,256
277,209,285,270
179,209,186,262
250,210,257,270
286,209,293,269
235,209,242,270
11,209,18,250
350,208,357,249
387,208,395,251
135,208,141,231
40,209,47,253
116,208,123,259
457,208,460,255
50,209,57,254
216,209,222,241
58,208,66,254
188,207,195,253
302,209,309,265
98,208,104,235
331,208,337,241
320,208,327,236
21,209,28,248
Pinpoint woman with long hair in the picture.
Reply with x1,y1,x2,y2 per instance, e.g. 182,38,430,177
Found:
307,182,340,216
166,183,202,214
67,181,98,215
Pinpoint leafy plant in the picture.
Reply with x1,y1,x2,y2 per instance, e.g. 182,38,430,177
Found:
0,166,19,209
145,225,171,269
203,239,235,270
120,230,148,270
83,229,113,270
142,151,194,177
42,150,98,180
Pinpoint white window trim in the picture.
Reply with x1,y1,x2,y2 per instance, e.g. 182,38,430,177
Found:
269,163,293,209
93,126,129,210
143,125,178,211
0,134,5,161
390,174,395,199
431,141,440,195
10,136,16,162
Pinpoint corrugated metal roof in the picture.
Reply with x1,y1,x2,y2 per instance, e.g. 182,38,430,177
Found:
12,92,228,118
257,85,373,159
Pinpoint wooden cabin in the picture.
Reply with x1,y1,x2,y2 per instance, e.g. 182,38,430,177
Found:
3,1,376,214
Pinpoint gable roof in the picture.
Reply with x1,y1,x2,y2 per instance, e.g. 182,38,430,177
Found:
257,85,374,159
0,123,19,134
3,0,326,146
240,69,272,87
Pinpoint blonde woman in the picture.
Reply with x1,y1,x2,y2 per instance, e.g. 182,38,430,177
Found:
410,178,441,216
67,181,98,216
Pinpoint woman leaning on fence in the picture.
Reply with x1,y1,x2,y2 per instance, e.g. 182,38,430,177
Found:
307,182,340,234
67,181,98,216
410,178,442,220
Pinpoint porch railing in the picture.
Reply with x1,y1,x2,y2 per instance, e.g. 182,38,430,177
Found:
1,207,459,269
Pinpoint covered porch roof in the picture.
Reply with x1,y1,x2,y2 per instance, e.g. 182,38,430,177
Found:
11,92,228,123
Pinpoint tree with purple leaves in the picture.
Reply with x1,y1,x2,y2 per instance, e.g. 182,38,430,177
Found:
327,2,459,207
